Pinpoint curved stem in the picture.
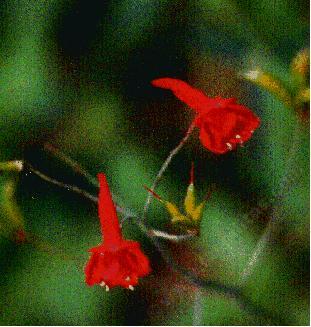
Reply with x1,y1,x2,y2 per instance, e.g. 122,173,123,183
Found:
44,143,98,187
25,162,99,203
24,156,286,324
24,162,128,216
142,122,195,223
239,115,302,285
192,289,203,326
135,219,287,324
148,229,195,242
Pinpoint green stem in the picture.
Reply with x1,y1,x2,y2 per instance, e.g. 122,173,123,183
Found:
25,143,288,324
239,113,302,284
142,122,195,224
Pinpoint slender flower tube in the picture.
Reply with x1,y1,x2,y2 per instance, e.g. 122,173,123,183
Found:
152,78,260,154
85,173,151,290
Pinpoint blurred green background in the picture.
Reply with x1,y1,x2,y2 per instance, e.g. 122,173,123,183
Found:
0,0,309,325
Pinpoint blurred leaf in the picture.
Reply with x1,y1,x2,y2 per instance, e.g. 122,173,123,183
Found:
244,68,292,107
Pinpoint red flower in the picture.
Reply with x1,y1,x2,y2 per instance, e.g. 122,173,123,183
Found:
85,173,151,290
152,78,260,154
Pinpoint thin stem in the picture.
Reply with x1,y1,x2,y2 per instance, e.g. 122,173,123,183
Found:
23,157,285,324
26,159,195,243
239,219,273,284
43,145,135,219
24,163,231,304
192,289,203,326
148,229,195,242
25,162,136,218
25,163,99,203
135,219,287,325
44,143,98,187
239,116,302,285
142,122,195,223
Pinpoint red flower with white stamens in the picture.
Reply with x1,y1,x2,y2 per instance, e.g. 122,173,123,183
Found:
85,173,151,290
152,78,260,154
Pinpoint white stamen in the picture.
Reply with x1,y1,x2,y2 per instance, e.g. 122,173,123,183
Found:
250,130,254,134
128,285,134,291
105,285,110,292
100,281,106,287
236,134,241,139
125,276,130,281
226,142,233,150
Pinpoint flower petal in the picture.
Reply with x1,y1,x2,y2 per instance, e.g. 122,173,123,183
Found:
85,240,151,289
152,78,213,113
198,104,260,154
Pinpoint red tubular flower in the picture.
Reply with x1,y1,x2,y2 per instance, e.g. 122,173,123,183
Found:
85,173,151,290
152,78,260,154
